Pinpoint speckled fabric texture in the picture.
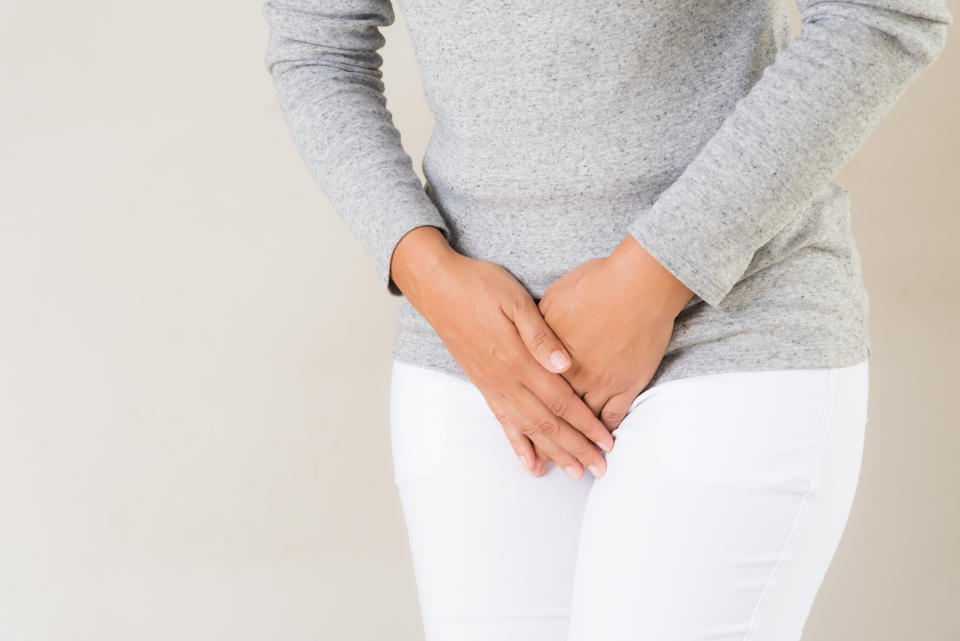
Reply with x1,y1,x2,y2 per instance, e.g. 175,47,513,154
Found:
262,0,951,390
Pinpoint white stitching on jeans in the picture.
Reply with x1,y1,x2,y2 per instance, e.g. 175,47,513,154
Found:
740,367,839,641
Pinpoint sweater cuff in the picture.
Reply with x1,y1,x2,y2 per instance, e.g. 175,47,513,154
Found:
376,187,451,297
625,201,753,308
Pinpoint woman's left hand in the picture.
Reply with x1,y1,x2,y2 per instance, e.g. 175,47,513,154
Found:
537,234,695,432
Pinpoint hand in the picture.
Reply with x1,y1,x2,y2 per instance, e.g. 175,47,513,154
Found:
537,234,694,431
390,226,615,479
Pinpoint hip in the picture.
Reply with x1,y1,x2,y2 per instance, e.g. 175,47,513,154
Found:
388,356,870,488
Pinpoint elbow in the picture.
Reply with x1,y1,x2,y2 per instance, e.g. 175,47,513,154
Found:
262,35,295,79
802,1,953,67
912,1,954,59
261,1,281,75
260,0,394,77
912,20,949,68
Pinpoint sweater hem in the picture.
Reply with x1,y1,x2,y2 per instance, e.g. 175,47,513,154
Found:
391,330,871,394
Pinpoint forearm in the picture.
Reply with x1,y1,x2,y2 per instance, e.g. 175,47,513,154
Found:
262,0,451,297
624,0,952,307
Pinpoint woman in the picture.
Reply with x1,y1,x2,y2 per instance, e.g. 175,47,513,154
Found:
261,1,951,639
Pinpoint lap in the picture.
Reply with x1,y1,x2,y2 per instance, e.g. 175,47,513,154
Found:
389,359,869,641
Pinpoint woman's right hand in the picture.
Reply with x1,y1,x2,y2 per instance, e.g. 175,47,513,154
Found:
390,226,614,480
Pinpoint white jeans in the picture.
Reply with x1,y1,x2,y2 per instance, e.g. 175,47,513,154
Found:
390,358,869,641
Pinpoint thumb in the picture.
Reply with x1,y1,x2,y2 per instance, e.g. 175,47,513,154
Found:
599,390,637,432
503,295,572,374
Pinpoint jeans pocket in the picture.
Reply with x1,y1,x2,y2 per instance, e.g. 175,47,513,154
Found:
389,361,453,487
647,369,836,492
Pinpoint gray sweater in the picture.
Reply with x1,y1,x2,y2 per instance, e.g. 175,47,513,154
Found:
261,0,952,390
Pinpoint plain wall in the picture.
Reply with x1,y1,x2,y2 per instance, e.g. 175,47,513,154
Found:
0,1,956,639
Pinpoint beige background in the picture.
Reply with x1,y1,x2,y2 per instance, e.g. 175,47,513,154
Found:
1,1,957,639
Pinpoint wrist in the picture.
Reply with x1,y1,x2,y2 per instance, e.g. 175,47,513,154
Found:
390,225,458,305
609,233,694,319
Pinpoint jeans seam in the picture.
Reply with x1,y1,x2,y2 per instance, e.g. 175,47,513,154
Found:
740,366,839,641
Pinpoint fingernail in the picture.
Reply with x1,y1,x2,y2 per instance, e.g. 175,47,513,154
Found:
535,460,545,474
587,464,604,478
597,439,613,453
549,350,570,371
563,465,581,480
517,453,529,469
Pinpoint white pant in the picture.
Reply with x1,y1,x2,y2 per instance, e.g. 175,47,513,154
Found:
390,358,870,641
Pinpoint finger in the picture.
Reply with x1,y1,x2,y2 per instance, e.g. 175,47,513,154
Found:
512,386,607,479
501,295,572,374
495,396,578,478
599,390,637,432
490,405,540,476
520,361,615,453
531,442,550,476
582,388,607,419
528,431,584,480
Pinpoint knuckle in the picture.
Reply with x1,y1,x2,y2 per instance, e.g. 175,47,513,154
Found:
503,292,527,318
517,422,535,436
547,397,569,418
534,418,560,437
601,408,626,424
530,329,552,350
512,291,533,310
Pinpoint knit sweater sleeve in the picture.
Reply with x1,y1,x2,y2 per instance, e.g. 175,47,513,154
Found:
625,0,953,307
261,0,450,296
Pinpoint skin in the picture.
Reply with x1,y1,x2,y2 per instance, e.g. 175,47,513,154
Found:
389,226,692,479
538,234,694,433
